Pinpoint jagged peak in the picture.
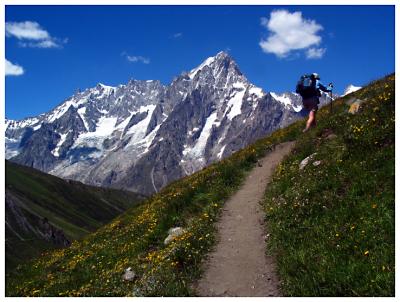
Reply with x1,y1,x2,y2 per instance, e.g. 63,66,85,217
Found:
187,51,238,80
96,83,116,91
215,50,230,60
127,78,163,87
188,56,216,79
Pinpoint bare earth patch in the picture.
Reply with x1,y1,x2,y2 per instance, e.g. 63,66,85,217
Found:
194,141,295,297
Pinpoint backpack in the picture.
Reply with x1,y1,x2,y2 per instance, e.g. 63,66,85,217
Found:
296,74,319,98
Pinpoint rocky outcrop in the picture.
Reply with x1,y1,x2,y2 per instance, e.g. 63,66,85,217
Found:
6,191,71,248
164,227,185,245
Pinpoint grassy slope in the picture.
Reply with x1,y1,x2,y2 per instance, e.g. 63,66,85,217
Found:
6,74,394,297
264,74,395,296
5,161,147,271
6,122,300,297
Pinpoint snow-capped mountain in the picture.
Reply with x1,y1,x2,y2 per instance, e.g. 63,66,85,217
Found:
6,51,332,195
343,84,362,96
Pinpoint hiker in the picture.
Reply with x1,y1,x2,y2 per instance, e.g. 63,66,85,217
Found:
296,73,333,132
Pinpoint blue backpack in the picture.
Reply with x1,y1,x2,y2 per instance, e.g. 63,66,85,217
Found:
296,74,318,98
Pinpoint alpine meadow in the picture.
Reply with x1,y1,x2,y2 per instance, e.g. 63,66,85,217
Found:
5,5,395,298
6,74,395,297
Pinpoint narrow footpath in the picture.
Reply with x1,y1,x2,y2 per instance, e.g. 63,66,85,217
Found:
195,141,295,297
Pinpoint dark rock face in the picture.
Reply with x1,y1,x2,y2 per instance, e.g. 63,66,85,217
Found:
6,51,336,195
39,217,71,247
12,124,59,171
5,191,71,248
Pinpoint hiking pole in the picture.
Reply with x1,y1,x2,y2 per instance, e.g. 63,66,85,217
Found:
330,91,333,114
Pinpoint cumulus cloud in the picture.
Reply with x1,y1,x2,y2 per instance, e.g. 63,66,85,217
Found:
259,10,325,59
306,47,326,59
6,21,66,48
5,59,24,76
6,21,49,40
121,52,150,64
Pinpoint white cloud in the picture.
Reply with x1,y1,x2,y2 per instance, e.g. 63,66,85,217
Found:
306,47,326,59
18,39,61,49
127,56,150,64
5,21,66,48
6,21,49,40
173,32,183,38
259,10,324,59
5,59,24,76
122,52,150,64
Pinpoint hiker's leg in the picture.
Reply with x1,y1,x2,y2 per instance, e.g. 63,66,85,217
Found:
304,111,315,132
311,110,317,127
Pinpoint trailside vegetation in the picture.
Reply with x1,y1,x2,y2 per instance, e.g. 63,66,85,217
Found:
264,74,394,296
6,74,394,297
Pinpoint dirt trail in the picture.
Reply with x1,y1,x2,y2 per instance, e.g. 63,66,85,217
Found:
195,141,295,297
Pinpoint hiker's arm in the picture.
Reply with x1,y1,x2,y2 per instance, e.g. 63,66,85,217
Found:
317,81,333,92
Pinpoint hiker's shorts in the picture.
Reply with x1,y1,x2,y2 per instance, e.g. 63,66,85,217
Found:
302,96,319,112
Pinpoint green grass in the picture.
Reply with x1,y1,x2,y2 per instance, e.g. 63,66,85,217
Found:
263,74,395,296
5,161,146,272
6,117,300,297
5,74,394,297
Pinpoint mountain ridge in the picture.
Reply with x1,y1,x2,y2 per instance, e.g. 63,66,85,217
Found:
6,51,333,195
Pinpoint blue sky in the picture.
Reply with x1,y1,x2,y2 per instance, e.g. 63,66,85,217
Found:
5,5,395,120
